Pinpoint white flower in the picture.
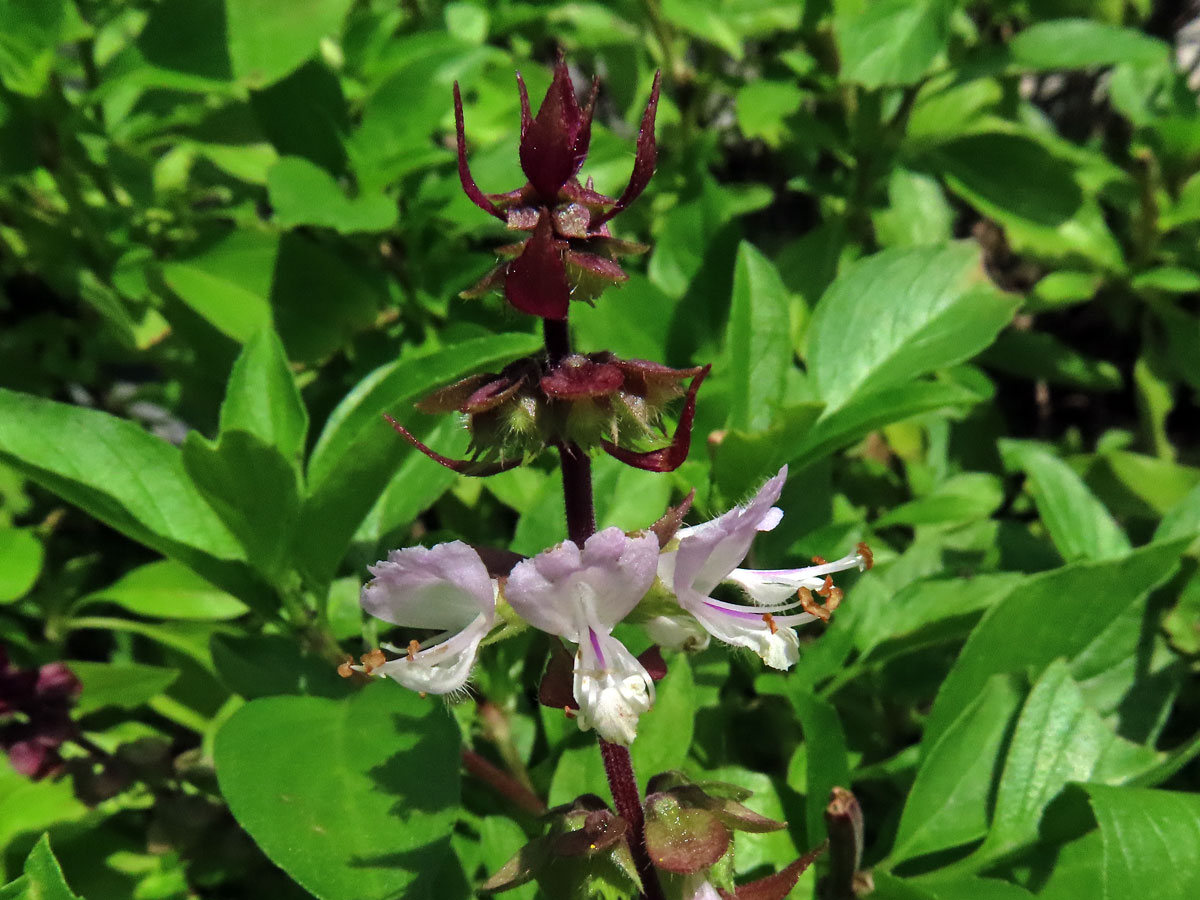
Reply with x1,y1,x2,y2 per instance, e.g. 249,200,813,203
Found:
357,541,497,694
505,527,660,745
657,465,868,669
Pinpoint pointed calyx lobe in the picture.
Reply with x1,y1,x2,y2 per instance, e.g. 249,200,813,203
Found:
453,58,661,320
388,353,707,476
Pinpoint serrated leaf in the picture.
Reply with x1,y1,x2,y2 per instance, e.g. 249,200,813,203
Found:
808,243,1017,415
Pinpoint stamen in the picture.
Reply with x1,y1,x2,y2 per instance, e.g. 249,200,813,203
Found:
762,613,779,634
336,660,354,678
818,576,835,599
360,648,387,674
407,639,421,661
811,556,827,565
564,706,577,719
825,587,844,613
797,587,831,623
857,542,874,570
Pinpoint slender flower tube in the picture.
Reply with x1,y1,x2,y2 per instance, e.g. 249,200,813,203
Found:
506,528,660,745
356,541,497,694
656,466,869,669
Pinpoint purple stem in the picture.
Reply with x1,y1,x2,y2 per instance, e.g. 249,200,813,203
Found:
546,315,663,900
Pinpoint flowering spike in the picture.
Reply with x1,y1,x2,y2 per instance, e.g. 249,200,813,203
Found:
453,82,505,221
383,414,522,477
601,363,709,472
505,211,570,319
594,70,662,228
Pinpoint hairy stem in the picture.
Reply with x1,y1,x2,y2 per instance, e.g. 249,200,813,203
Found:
600,740,665,900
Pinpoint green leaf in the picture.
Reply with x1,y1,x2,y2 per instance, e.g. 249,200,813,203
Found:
873,169,955,248
713,403,824,504
76,559,249,621
925,539,1189,745
299,334,540,587
835,0,950,89
226,0,354,87
0,0,70,96
69,661,180,716
0,768,86,882
0,527,42,604
1156,481,1200,542
0,389,246,578
630,656,694,792
999,441,1131,562
1086,784,1200,900
725,242,793,431
547,741,609,808
790,689,849,847
183,431,302,580
927,133,1083,228
219,329,308,466
791,376,991,469
891,674,1023,865
214,683,460,900
972,661,1160,865
978,331,1122,392
161,231,277,343
735,81,804,147
808,244,1017,414
1009,20,1169,71
268,157,398,234
210,634,350,699
0,835,83,900
874,473,1004,528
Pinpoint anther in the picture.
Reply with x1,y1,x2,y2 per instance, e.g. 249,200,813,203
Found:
857,542,874,570
564,706,577,719
360,648,386,674
407,639,421,661
812,555,827,565
825,587,844,613
762,613,779,635
336,661,354,678
798,586,831,622
818,575,835,598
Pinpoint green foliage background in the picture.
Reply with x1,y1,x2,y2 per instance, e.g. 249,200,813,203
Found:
2,0,1200,898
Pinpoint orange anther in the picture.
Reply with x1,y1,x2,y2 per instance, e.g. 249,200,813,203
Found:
798,586,831,622
811,556,827,565
762,613,779,635
360,648,386,674
407,639,421,661
336,661,354,678
564,706,577,720
825,587,844,613
857,542,874,570
818,575,835,598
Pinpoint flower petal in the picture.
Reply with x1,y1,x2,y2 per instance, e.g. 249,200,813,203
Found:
505,528,661,639
371,613,491,694
361,540,496,632
573,629,654,745
669,466,787,598
682,598,801,670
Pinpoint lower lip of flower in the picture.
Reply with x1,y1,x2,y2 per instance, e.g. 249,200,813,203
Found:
701,600,815,628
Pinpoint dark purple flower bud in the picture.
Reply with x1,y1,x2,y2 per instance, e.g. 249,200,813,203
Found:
505,211,570,320
517,57,599,203
1,647,81,781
